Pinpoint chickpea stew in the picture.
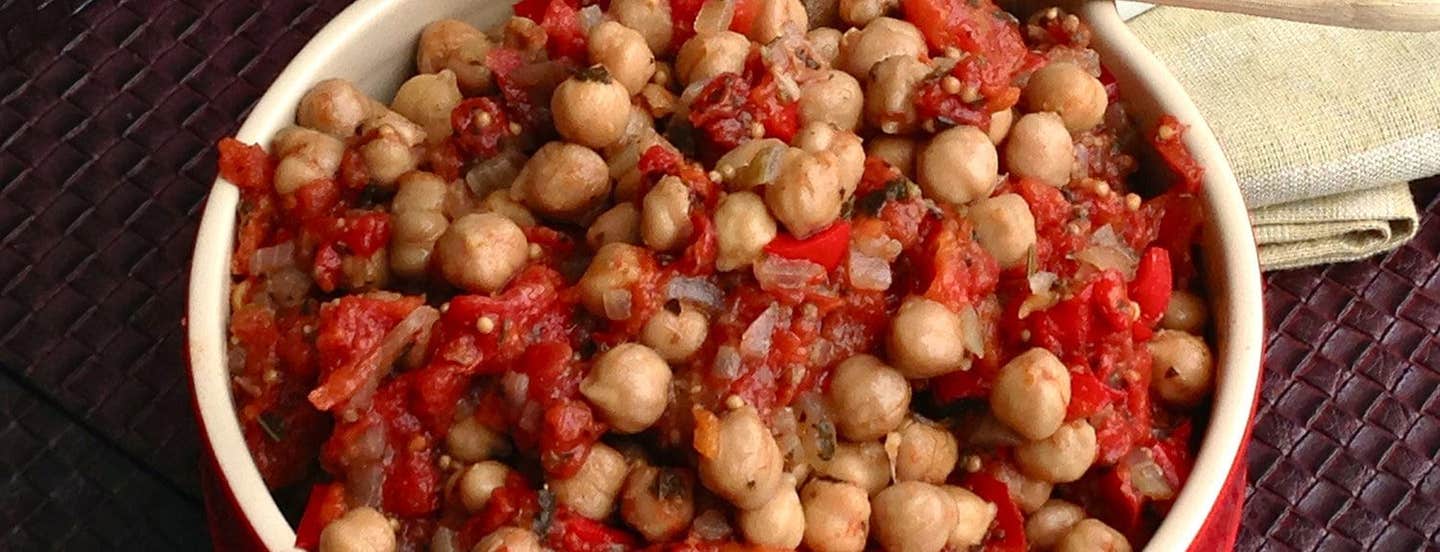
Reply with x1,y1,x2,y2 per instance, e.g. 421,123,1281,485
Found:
216,0,1212,550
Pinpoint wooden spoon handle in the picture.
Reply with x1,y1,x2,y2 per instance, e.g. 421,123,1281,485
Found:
1143,0,1440,31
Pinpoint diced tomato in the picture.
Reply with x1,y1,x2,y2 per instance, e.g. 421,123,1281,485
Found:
669,0,706,48
1066,370,1113,421
964,472,1027,551
450,97,511,158
916,216,999,311
290,179,340,221
218,138,273,193
461,472,540,546
539,0,588,63
748,76,799,142
728,0,761,35
764,221,851,271
1150,115,1203,194
311,243,343,293
1130,247,1172,328
676,212,719,276
548,509,640,551
338,148,369,190
293,483,346,551
308,294,425,411
688,73,755,153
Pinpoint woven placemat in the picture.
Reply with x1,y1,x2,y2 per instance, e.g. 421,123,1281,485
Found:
0,0,1436,550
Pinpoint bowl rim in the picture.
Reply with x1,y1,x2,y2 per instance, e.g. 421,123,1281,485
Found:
184,1,1265,550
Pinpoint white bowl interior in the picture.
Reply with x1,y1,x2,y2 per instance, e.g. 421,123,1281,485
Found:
187,1,1264,550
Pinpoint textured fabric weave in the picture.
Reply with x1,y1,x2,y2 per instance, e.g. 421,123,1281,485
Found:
1128,8,1437,270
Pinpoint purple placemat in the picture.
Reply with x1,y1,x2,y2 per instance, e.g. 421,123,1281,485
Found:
1,0,1437,549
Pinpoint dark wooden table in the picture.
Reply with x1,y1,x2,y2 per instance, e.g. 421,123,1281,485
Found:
1,1,1436,549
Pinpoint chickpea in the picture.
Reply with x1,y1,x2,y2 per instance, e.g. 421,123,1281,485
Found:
551,68,633,149
479,190,538,228
993,461,1053,513
865,54,930,134
390,174,450,279
512,142,612,221
609,130,671,201
1026,499,1086,550
1161,290,1209,333
990,347,1072,440
840,0,898,26
641,301,710,362
969,193,1037,269
1148,330,1214,407
271,127,344,194
870,481,959,552
988,108,1015,144
359,112,426,186
795,122,865,197
457,461,510,512
317,507,395,552
865,136,917,178
472,527,542,552
806,27,843,66
799,70,864,131
641,176,695,251
698,405,785,509
578,243,649,318
1056,519,1131,552
1015,419,1098,483
1024,62,1108,132
1005,112,1074,187
446,415,511,463
817,441,891,495
801,480,871,552
501,16,548,56
738,474,805,548
434,213,529,293
621,465,696,542
749,0,808,44
589,21,658,95
298,79,381,137
675,31,751,85
609,0,674,55
587,203,641,249
390,70,462,144
917,125,998,205
551,442,628,519
838,17,926,80
887,296,969,378
765,149,844,238
892,416,959,484
416,19,494,95
714,191,779,271
828,355,910,441
942,486,997,549
581,343,673,433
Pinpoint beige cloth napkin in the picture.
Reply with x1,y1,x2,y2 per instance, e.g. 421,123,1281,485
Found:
1127,8,1436,270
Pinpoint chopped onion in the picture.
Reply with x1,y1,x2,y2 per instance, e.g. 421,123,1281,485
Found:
740,303,781,358
712,346,742,380
502,371,530,410
602,289,633,320
957,304,984,358
847,251,892,291
963,413,1023,448
692,509,733,540
754,255,824,291
794,393,836,465
430,528,460,552
578,5,605,32
249,241,295,274
1123,449,1176,500
347,462,385,508
666,276,725,312
1091,224,1123,248
266,266,311,307
1075,245,1138,278
1028,271,1058,294
694,0,735,34
465,148,526,197
853,233,902,261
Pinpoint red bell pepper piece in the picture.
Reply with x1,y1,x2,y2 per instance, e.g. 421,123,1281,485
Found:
1066,370,1112,421
763,221,851,271
964,472,1027,552
1130,246,1172,327
294,483,347,551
